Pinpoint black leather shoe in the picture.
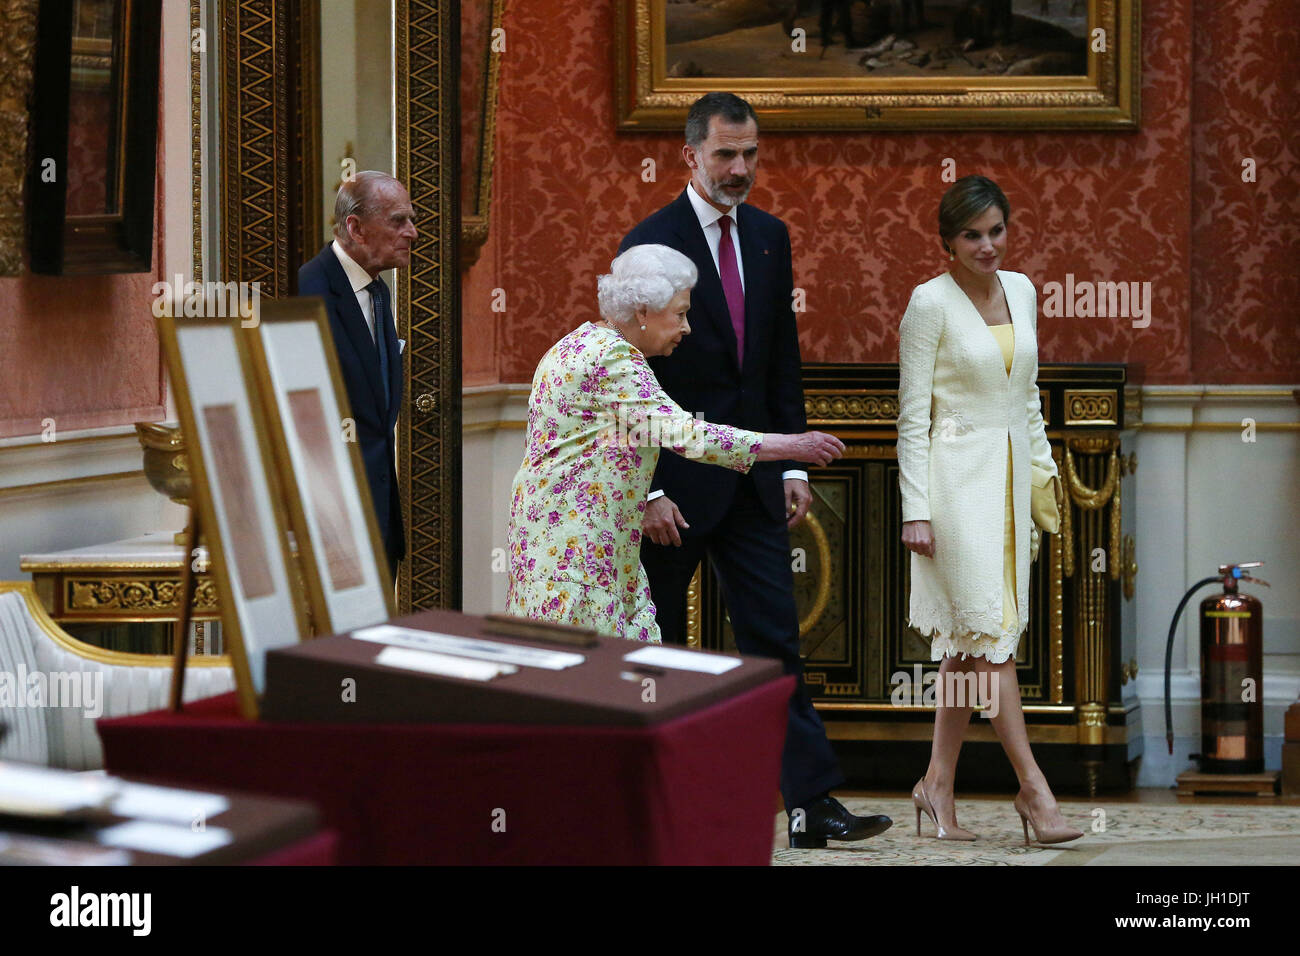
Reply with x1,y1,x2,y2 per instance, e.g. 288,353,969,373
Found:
789,796,892,848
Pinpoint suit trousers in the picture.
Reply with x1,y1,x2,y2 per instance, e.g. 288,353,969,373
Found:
640,476,845,813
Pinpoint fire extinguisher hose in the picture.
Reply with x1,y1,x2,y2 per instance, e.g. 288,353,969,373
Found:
1163,576,1221,756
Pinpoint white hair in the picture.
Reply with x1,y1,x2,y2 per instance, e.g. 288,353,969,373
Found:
333,170,402,241
596,245,698,325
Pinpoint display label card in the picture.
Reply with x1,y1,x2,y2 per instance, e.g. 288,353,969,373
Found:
110,782,230,827
96,821,233,859
373,645,518,681
353,625,585,670
623,646,742,674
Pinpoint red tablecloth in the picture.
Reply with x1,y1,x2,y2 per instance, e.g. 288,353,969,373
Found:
99,676,794,865
245,830,339,866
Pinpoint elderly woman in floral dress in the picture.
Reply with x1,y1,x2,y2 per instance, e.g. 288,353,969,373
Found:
506,244,843,642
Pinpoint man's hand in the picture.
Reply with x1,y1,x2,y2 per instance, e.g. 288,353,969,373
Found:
643,495,689,547
785,478,812,529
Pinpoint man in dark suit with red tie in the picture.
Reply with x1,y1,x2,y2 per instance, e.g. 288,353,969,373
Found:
298,171,414,583
619,93,891,848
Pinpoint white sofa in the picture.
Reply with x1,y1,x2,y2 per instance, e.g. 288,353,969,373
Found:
0,581,235,769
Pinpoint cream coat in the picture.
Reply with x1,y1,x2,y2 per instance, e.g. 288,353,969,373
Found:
896,270,1056,653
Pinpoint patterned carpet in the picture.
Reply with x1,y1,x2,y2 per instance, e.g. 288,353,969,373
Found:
770,797,1300,865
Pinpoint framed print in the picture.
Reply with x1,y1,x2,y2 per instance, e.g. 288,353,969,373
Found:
242,299,396,637
158,314,309,718
615,0,1139,130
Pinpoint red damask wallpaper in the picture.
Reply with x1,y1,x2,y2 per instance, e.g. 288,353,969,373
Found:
1189,0,1300,383
0,141,165,438
465,0,1298,387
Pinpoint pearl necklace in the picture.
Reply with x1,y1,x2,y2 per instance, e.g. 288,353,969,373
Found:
598,320,628,342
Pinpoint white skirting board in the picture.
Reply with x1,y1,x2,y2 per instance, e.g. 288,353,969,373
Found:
461,384,532,615
0,425,188,581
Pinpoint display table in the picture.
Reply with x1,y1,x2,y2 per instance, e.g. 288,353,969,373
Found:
99,676,795,865
0,767,337,866
21,532,220,655
243,830,338,866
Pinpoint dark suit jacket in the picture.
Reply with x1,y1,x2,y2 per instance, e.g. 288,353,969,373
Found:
619,188,806,531
298,243,405,564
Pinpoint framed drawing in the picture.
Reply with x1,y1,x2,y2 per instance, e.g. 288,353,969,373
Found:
242,299,396,637
615,0,1139,131
158,314,309,717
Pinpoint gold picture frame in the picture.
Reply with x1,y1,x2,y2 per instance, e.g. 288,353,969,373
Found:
28,0,163,273
158,313,310,718
615,0,1139,131
240,298,397,637
461,0,506,267
0,0,38,276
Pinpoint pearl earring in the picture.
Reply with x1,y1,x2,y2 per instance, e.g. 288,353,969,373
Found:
640,325,647,330
949,253,955,261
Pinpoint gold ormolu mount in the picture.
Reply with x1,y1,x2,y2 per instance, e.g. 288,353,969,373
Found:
134,421,197,546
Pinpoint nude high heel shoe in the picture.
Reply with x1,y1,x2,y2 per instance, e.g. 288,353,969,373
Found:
1014,791,1084,845
912,779,977,841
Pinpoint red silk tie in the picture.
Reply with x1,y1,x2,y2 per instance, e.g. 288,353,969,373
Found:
717,215,745,367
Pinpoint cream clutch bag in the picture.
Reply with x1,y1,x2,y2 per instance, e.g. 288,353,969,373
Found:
1031,465,1061,534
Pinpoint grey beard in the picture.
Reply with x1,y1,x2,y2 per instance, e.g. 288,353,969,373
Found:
702,173,753,208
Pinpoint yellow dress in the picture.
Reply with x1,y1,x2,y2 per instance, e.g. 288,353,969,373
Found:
989,323,1019,640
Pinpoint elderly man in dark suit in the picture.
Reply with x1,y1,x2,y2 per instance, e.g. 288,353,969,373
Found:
619,93,891,848
298,171,414,583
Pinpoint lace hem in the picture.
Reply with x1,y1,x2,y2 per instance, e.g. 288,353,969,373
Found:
909,597,1026,664
926,629,1021,664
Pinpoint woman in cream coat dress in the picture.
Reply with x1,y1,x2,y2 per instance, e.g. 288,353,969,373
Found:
897,176,1082,846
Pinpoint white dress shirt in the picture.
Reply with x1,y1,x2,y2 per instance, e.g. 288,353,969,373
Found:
685,179,744,294
331,239,379,343
646,183,807,504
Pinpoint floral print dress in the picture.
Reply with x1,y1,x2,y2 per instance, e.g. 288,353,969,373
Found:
506,322,761,642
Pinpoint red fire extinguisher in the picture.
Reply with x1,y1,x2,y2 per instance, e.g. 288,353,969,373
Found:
1163,562,1269,773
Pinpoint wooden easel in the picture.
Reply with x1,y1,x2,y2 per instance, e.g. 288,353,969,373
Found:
169,507,203,712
